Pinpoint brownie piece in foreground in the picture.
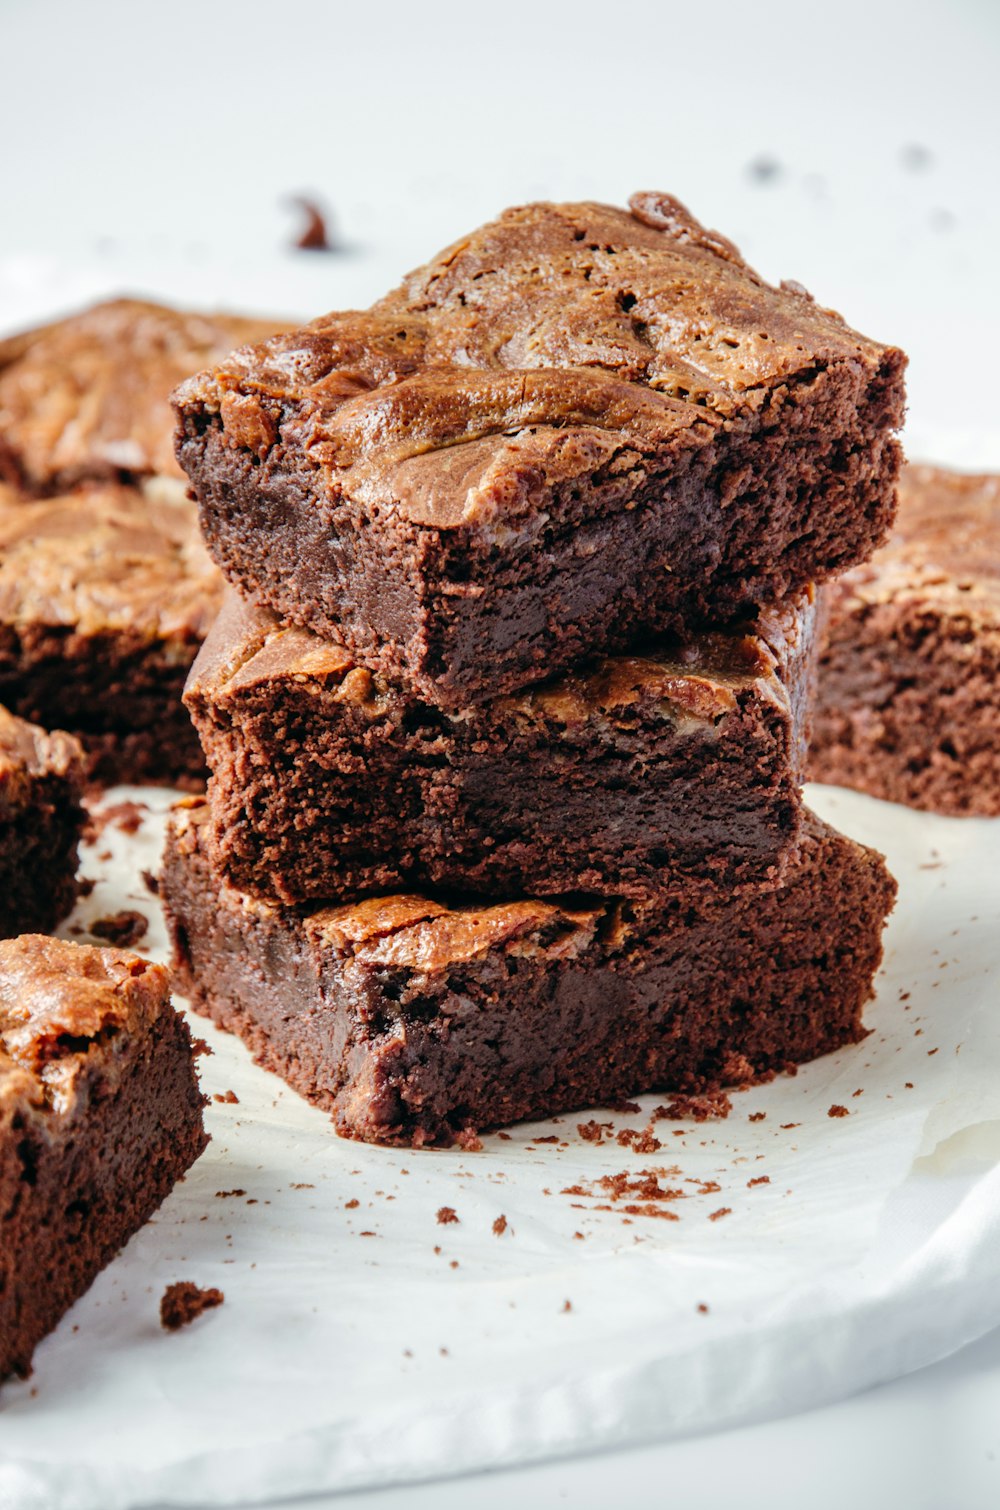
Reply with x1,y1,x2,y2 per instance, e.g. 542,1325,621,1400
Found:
0,936,207,1380
0,479,222,786
811,465,1000,815
174,192,905,710
0,298,282,493
0,705,85,936
188,586,817,905
163,800,895,1148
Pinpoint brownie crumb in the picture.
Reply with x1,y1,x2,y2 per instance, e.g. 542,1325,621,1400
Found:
89,909,148,947
345,1198,359,1209
697,1303,709,1314
436,1206,459,1225
616,1126,662,1153
748,1111,766,1122
291,1182,314,1190
827,1104,849,1118
160,1281,224,1331
492,1215,508,1236
213,1090,239,1104
562,1300,573,1313
577,1119,614,1144
708,1207,732,1222
77,876,96,898
291,196,334,251
215,1189,246,1199
654,1092,732,1122
140,869,160,895
85,799,147,841
747,1176,771,1188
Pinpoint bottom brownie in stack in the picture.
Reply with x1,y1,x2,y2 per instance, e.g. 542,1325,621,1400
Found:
163,799,895,1148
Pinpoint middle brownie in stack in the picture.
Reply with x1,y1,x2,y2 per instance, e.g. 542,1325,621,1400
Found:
164,191,904,1146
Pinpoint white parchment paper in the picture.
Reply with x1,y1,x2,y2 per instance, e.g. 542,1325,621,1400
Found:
1,784,998,1510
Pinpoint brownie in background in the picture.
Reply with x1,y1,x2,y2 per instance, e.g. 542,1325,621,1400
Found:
0,704,84,936
811,464,1000,815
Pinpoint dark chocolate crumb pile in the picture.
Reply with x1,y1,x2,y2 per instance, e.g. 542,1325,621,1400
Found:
160,1282,225,1332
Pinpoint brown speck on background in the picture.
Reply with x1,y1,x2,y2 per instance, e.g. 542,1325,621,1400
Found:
573,1231,585,1240
215,1189,246,1199
577,1120,614,1144
78,876,96,898
747,1176,770,1188
748,1111,766,1122
828,1105,849,1118
345,1198,359,1210
852,1089,864,1098
928,1048,940,1056
492,1215,508,1236
291,196,334,251
708,1208,731,1222
697,1303,709,1314
160,1282,224,1332
780,1123,800,1130
291,1182,314,1190
213,1090,239,1105
905,1082,914,1089
747,155,782,182
89,909,148,948
562,1300,573,1313
140,868,160,895
436,1206,459,1225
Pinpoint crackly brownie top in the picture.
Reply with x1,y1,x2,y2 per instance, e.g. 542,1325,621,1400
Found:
0,936,170,1127
0,478,222,640
188,585,814,731
174,193,901,532
0,704,83,794
0,298,284,492
836,463,1000,618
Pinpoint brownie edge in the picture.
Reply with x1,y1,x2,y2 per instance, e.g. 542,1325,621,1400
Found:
162,799,896,1148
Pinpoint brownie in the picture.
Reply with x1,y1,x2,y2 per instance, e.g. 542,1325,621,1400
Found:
0,298,282,493
0,936,207,1380
0,479,222,786
187,586,817,905
0,705,85,936
162,799,896,1148
174,192,906,710
811,464,1000,815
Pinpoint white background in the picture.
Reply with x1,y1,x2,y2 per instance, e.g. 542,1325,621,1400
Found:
2,1,999,1505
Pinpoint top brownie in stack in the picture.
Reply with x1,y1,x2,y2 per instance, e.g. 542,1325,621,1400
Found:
174,191,906,709
0,299,283,784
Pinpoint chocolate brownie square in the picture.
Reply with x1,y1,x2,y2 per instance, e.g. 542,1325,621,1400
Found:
0,298,285,787
0,479,222,786
162,799,896,1148
0,704,84,936
0,298,282,493
0,936,207,1380
174,192,906,710
811,464,1000,815
187,586,817,905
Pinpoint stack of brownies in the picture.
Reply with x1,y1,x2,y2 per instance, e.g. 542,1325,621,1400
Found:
162,191,906,1147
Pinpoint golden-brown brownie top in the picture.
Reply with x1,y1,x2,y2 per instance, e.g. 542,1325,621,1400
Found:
175,193,901,531
0,704,83,791
0,478,222,641
836,464,1000,617
0,936,170,1126
188,584,813,731
0,298,284,491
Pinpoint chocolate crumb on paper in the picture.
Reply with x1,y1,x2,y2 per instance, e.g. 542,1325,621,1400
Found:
436,1206,459,1225
89,910,148,947
291,196,334,251
213,1090,239,1104
160,1282,224,1332
140,869,160,895
654,1092,732,1122
828,1105,850,1119
492,1215,508,1236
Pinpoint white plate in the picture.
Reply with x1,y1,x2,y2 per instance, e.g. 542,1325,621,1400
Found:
1,784,998,1510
